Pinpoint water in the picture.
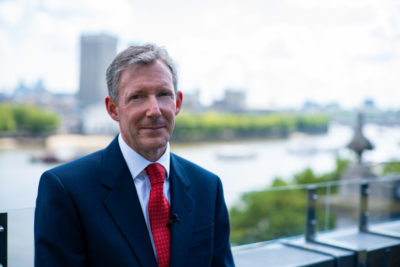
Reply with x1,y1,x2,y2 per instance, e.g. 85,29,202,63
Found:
1,123,399,210
173,123,400,206
1,123,400,266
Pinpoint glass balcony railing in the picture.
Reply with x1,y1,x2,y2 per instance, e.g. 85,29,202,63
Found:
1,175,400,266
232,175,400,266
0,208,34,267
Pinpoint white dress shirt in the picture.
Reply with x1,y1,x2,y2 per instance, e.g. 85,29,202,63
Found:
118,134,170,256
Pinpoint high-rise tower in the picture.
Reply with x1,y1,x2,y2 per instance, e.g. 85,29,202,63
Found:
78,34,117,108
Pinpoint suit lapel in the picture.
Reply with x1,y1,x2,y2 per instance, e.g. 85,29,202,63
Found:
169,154,196,267
100,137,157,267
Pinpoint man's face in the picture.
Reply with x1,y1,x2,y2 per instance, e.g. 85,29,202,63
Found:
106,60,182,161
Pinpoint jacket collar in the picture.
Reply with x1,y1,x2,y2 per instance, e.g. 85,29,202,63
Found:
100,137,196,266
169,154,196,266
100,137,157,267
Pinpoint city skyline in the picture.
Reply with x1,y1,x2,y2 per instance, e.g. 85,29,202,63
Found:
1,0,400,109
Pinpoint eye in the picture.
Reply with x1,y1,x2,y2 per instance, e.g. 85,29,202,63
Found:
130,94,142,100
159,91,173,98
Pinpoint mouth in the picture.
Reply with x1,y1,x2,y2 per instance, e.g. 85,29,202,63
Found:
140,125,166,131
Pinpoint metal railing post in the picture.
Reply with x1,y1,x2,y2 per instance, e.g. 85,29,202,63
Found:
306,185,317,241
0,212,7,267
359,183,369,232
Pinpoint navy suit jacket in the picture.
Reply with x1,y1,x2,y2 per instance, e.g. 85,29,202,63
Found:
34,137,234,266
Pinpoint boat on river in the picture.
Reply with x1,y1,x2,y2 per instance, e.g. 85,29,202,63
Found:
215,145,257,160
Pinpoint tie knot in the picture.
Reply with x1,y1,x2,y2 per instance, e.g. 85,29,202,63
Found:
146,163,166,186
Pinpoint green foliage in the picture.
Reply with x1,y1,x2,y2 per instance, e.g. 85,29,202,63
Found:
270,177,288,187
381,161,400,175
293,157,350,185
293,168,319,184
173,112,329,142
230,189,307,245
295,114,329,133
0,103,60,135
229,156,351,245
0,105,17,131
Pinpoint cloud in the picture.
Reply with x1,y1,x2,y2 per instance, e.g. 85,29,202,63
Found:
1,0,400,108
0,0,24,26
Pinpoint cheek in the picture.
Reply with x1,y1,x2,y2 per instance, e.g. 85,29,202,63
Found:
122,107,141,121
165,111,177,122
162,102,178,115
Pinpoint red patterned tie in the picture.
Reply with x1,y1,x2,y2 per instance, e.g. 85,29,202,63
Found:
146,163,170,267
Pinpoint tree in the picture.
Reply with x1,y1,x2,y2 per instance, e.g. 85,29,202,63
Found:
229,157,350,245
0,104,60,135
382,162,400,175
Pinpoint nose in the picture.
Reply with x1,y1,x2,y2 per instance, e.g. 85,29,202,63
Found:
146,95,161,117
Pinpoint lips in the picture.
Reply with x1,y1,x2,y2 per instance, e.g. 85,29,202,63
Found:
138,118,169,134
140,125,166,131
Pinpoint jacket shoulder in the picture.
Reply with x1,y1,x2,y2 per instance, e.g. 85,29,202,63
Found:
171,153,218,178
170,153,221,191
44,149,104,183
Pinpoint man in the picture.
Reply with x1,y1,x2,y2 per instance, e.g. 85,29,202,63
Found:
34,44,234,267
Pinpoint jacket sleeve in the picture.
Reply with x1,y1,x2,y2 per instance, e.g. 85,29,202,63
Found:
34,171,88,267
212,178,235,266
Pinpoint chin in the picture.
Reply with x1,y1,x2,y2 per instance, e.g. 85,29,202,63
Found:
142,138,168,150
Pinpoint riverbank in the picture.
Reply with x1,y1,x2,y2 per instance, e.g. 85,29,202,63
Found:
0,137,46,150
0,134,114,164
0,137,17,149
173,112,329,142
0,135,113,150
0,131,313,152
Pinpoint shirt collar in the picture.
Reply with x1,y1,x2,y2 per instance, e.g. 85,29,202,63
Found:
118,134,170,180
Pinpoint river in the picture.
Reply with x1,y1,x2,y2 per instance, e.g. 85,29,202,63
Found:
1,122,400,210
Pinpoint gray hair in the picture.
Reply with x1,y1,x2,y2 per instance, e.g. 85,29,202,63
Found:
106,43,178,103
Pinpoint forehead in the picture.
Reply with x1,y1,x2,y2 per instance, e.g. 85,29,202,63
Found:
119,60,174,90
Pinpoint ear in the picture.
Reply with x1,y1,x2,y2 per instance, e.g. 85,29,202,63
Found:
105,96,120,121
175,91,183,115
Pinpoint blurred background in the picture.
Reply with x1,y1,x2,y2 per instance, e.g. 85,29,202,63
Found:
1,0,400,266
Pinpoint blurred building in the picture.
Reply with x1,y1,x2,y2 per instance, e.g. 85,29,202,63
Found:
12,80,53,105
182,89,203,112
363,98,376,109
81,102,119,135
211,88,246,112
301,100,341,113
78,34,117,108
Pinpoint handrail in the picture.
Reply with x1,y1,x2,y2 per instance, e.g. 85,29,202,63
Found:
305,186,317,241
253,174,400,192
359,183,370,232
0,212,7,267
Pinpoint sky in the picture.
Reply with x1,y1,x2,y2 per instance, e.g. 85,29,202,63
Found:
1,0,400,109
